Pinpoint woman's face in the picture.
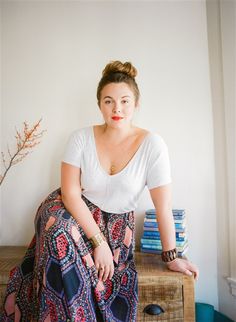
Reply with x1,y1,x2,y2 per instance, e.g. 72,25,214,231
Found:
99,82,138,128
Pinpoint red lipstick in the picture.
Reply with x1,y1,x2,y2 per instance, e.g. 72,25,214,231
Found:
112,116,123,121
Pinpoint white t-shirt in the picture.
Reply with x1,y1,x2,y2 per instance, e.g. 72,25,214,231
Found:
62,126,172,213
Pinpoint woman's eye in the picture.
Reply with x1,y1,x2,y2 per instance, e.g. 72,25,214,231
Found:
105,100,112,104
122,100,129,104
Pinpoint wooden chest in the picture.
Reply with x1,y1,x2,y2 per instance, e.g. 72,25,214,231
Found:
0,248,195,322
135,251,195,322
0,246,28,310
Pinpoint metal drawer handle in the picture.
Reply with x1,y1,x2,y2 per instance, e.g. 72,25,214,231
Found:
143,304,165,315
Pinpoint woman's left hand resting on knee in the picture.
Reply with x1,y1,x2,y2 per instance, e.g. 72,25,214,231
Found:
149,184,199,281
94,241,115,282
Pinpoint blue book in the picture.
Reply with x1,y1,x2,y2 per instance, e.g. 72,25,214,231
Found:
141,238,187,247
143,237,186,242
141,241,188,251
141,243,163,250
145,214,156,219
141,248,162,254
143,227,186,233
140,247,188,257
145,209,156,215
145,218,186,224
175,223,186,229
142,235,186,242
144,222,186,229
173,211,185,214
176,237,186,242
143,227,158,231
143,231,186,238
145,215,186,221
173,213,185,218
143,231,160,237
146,209,185,216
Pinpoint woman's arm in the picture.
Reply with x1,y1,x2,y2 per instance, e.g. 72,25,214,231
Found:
149,183,199,280
61,161,114,281
149,183,176,251
61,162,101,239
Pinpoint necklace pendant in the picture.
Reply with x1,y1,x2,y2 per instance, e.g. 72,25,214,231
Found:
110,165,115,175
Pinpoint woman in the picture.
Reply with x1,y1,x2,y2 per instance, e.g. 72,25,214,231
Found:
1,60,199,322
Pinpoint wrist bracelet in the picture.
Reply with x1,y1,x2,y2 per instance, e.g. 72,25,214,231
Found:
89,232,106,249
161,247,177,262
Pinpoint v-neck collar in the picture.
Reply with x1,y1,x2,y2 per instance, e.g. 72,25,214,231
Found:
90,126,151,177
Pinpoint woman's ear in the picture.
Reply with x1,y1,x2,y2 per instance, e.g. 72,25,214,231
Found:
97,101,101,109
135,99,140,109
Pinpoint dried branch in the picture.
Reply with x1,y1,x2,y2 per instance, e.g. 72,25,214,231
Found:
0,119,46,185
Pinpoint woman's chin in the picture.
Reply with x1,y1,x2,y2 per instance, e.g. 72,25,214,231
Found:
105,119,133,129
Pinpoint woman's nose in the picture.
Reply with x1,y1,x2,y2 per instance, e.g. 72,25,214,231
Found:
113,102,121,113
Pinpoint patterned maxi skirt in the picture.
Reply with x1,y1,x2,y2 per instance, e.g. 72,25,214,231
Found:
0,188,138,322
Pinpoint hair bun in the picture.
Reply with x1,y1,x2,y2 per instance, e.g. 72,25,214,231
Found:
102,60,137,79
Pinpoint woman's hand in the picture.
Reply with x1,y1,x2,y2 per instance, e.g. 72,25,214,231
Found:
93,241,114,282
166,258,199,280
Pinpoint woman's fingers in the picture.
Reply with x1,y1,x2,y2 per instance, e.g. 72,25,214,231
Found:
102,266,110,282
167,258,199,281
93,241,114,281
98,266,105,281
192,266,199,280
186,261,199,280
109,264,114,280
95,263,100,272
97,264,114,281
183,269,193,276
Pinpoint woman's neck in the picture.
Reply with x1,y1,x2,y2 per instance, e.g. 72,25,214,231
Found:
100,123,136,144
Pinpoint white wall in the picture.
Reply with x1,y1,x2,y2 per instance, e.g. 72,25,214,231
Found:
1,0,219,311
206,0,236,320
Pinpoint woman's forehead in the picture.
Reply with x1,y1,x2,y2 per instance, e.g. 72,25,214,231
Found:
101,82,134,97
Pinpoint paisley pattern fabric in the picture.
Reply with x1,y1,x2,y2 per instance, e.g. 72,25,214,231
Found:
0,188,138,322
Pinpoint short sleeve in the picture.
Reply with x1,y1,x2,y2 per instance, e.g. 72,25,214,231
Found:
62,130,84,168
146,135,172,189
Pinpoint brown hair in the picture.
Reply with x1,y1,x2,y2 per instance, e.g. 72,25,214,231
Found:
97,60,140,105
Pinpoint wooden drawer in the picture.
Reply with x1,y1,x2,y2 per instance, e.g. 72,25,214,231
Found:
135,252,195,322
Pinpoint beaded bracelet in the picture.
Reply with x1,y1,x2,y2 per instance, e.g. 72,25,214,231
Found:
161,247,177,262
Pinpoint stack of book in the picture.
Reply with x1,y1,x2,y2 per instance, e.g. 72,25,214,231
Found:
140,209,188,257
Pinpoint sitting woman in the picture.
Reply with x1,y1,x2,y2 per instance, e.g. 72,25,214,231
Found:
0,60,199,322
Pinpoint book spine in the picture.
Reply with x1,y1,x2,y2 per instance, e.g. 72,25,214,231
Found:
144,222,186,229
141,238,187,247
143,231,186,238
141,243,188,252
143,227,186,233
145,215,186,221
145,218,186,224
142,236,186,242
146,209,185,216
140,247,188,257
141,248,162,254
